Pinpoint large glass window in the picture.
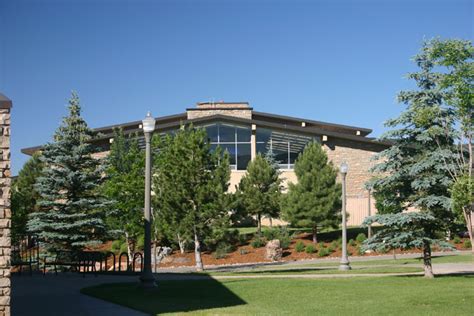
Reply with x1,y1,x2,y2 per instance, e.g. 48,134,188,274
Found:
256,128,314,169
204,123,252,170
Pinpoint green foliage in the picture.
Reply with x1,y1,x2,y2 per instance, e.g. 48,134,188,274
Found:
327,242,336,253
348,239,356,247
450,175,473,221
213,242,233,259
251,234,265,248
356,233,367,243
318,247,330,257
263,227,292,249
305,244,315,254
111,240,122,253
281,142,341,242
463,239,472,249
119,243,128,254
452,236,461,244
102,128,145,254
27,92,109,252
356,246,365,256
152,125,231,268
235,154,283,233
11,153,44,242
362,213,454,253
295,241,305,252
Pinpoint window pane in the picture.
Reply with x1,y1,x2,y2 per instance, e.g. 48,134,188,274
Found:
219,124,235,142
205,124,218,142
236,126,251,142
237,144,251,170
219,144,236,166
256,128,272,143
272,142,289,167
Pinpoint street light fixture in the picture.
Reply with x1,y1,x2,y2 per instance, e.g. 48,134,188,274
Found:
339,161,351,271
140,111,157,288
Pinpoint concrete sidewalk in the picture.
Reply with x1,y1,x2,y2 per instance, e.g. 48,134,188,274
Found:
12,274,147,316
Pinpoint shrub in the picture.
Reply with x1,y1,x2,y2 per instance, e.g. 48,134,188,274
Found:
357,246,365,256
348,239,356,247
213,242,233,259
238,234,249,246
462,239,472,249
119,242,128,254
295,241,305,252
251,234,265,248
318,248,330,257
305,244,316,254
356,233,367,243
330,240,339,251
327,243,336,253
263,227,292,249
136,235,145,251
453,236,461,244
111,240,122,253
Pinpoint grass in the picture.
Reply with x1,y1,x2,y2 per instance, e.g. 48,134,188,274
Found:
209,266,423,276
82,276,474,315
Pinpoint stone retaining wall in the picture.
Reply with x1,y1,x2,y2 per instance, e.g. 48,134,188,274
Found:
0,94,11,316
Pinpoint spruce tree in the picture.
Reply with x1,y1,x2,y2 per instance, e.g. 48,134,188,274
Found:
281,142,341,243
153,125,230,271
27,92,109,252
368,41,456,277
236,154,282,234
102,129,144,261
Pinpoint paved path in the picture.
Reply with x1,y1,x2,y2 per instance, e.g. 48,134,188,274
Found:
12,274,147,316
11,252,472,315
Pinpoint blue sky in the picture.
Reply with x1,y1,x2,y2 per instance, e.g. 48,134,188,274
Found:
1,0,472,174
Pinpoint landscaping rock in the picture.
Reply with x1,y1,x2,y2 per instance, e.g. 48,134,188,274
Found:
265,239,283,261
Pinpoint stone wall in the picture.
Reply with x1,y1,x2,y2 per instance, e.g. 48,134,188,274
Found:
0,94,11,316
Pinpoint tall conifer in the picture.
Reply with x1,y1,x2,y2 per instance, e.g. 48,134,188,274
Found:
27,92,109,252
281,142,341,243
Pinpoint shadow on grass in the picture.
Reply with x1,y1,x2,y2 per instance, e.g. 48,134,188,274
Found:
81,275,246,315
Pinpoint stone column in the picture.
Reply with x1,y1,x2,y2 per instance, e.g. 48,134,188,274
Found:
0,93,11,316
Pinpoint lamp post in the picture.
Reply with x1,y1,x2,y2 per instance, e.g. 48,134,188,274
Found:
140,111,157,288
339,162,351,271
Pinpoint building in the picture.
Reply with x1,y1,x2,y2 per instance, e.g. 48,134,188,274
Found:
22,101,389,226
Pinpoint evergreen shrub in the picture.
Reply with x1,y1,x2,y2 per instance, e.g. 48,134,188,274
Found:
295,241,305,252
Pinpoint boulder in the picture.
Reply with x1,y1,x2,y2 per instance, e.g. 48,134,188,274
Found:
265,239,283,261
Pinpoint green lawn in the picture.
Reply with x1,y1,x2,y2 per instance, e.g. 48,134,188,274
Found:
210,266,423,276
82,276,474,315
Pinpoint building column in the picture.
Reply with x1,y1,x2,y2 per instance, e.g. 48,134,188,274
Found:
251,124,256,160
0,93,12,316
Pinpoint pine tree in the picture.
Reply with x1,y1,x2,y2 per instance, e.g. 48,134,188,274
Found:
27,92,109,252
281,142,341,243
153,125,230,271
236,154,282,234
102,129,144,261
11,153,43,242
368,41,456,277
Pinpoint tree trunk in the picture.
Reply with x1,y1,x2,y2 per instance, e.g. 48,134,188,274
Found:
462,206,474,254
194,229,204,272
269,217,273,228
312,226,318,244
125,232,134,264
257,214,262,235
177,233,186,254
423,241,434,278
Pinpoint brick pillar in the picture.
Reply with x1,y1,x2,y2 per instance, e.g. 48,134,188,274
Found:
0,93,11,316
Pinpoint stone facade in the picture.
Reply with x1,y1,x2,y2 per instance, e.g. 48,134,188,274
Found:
187,102,252,120
0,94,11,316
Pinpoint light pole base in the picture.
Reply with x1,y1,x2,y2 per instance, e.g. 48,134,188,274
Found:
339,262,352,271
139,274,157,289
